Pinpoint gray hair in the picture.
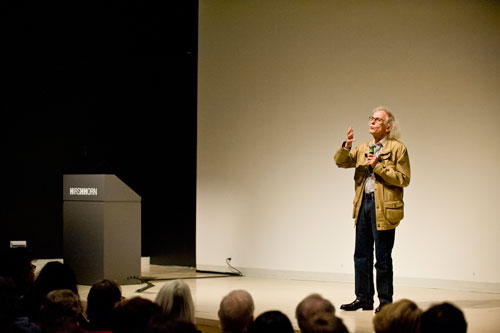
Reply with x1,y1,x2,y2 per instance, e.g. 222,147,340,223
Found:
154,279,195,324
372,105,401,140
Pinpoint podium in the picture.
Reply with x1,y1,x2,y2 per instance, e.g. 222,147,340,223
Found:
63,174,141,285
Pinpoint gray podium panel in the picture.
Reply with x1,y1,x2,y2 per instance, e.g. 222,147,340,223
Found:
63,174,141,285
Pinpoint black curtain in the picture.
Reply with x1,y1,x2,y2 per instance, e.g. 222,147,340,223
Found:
2,0,198,265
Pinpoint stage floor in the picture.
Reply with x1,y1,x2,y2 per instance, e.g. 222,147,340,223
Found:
73,264,500,333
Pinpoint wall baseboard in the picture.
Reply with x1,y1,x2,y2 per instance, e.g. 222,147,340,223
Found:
394,276,500,294
196,264,500,294
34,258,500,294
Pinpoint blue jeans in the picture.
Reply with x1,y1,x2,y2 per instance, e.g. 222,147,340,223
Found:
354,193,395,305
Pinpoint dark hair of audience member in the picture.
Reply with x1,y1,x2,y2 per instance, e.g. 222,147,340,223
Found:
146,317,201,333
22,261,81,323
329,316,349,333
0,247,36,297
420,302,467,333
248,310,294,333
295,293,348,333
86,279,122,331
372,298,422,333
0,277,17,331
2,277,41,332
39,289,85,333
299,313,349,333
112,296,163,333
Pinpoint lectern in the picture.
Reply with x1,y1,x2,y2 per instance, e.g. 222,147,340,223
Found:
63,174,141,285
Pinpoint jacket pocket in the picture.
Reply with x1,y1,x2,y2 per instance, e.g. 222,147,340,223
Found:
379,151,392,160
383,200,404,223
379,151,394,169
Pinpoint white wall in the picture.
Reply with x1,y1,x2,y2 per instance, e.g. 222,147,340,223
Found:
197,0,500,287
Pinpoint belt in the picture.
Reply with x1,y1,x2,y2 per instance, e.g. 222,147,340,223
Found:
364,192,374,200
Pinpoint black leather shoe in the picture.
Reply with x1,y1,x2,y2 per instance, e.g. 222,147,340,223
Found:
375,302,390,313
340,299,374,311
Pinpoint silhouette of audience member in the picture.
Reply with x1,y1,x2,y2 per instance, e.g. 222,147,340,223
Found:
248,310,294,333
146,318,201,333
0,276,17,331
420,302,467,333
22,261,86,327
372,298,422,333
86,279,122,331
295,293,348,333
218,289,255,333
112,296,163,333
39,289,85,333
154,279,196,325
0,247,36,298
0,247,41,332
2,276,40,332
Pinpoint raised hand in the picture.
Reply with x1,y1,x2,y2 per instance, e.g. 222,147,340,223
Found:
345,126,355,149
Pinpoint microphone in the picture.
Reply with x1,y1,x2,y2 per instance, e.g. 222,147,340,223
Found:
369,143,376,154
368,143,376,172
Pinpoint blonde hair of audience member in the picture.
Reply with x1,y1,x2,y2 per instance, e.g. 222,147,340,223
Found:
372,298,422,333
295,293,348,333
154,279,195,324
218,289,255,333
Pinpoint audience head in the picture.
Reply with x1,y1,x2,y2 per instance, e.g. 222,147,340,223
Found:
31,261,78,295
86,279,122,330
0,276,17,331
23,261,80,321
218,289,255,333
154,279,195,324
296,293,347,333
0,246,36,295
113,296,162,333
249,310,293,333
146,318,201,333
420,302,467,333
372,298,422,333
40,289,85,332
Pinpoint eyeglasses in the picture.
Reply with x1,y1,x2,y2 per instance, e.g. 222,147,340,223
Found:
369,116,385,124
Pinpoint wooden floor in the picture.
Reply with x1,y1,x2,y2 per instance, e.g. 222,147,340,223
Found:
72,264,500,333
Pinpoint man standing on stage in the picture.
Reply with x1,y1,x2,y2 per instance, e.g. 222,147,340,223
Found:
334,106,410,313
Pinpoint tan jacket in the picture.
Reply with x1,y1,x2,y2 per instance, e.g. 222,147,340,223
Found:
334,139,411,230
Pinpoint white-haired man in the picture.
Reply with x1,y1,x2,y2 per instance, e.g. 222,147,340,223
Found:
334,106,410,313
